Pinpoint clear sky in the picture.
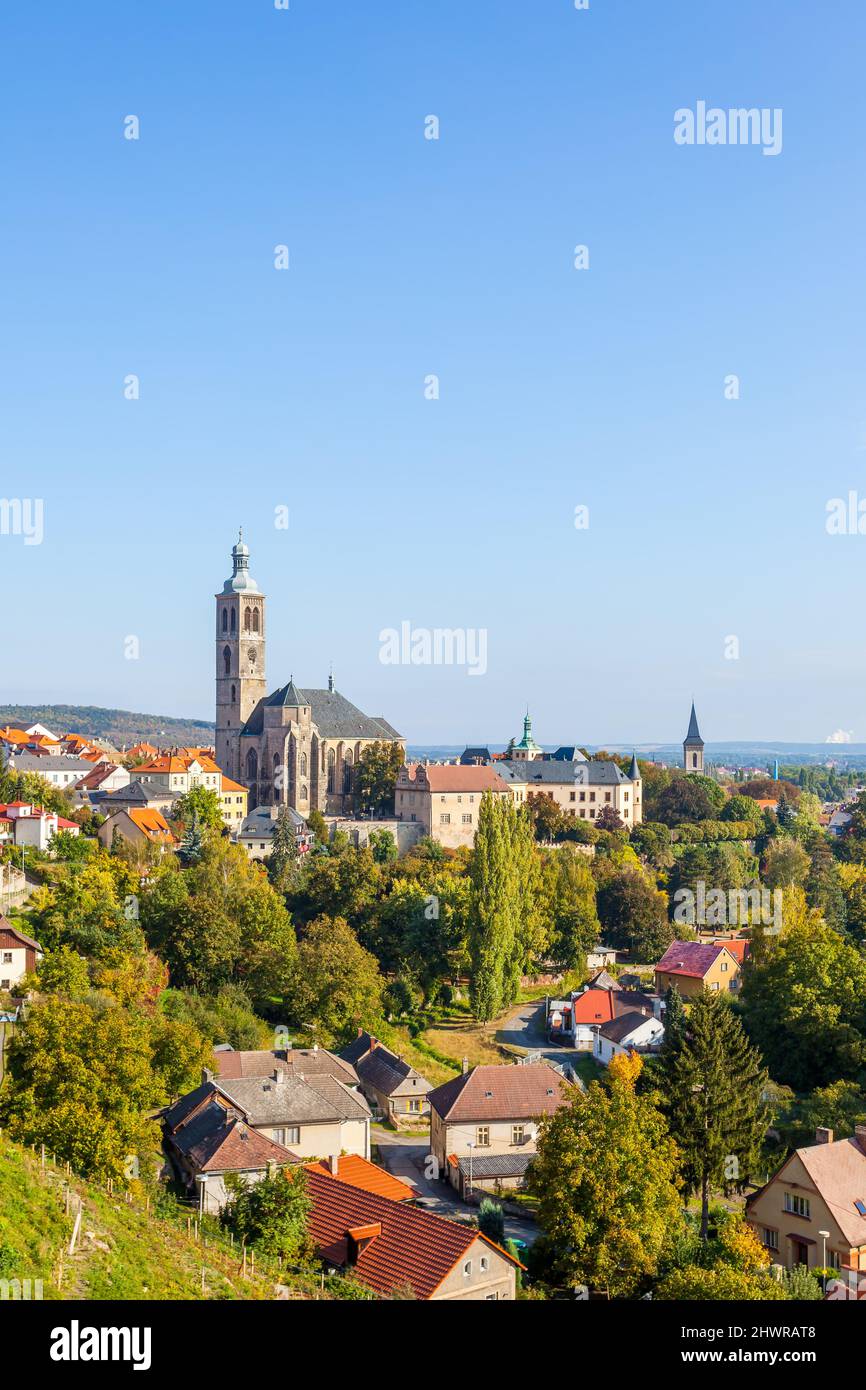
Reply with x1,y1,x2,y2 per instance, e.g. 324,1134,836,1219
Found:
3,0,865,745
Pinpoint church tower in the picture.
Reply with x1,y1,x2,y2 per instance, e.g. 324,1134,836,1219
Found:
683,701,704,775
215,532,267,780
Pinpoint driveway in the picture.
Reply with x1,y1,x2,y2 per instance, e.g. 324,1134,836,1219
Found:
372,1127,539,1248
497,999,586,1077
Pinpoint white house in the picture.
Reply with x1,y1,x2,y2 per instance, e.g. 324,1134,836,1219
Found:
0,803,81,852
0,917,43,992
593,1010,664,1066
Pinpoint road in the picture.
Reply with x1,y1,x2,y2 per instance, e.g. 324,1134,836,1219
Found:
497,998,584,1077
372,1127,539,1248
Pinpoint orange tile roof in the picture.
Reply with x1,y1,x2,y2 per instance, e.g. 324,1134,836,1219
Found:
404,763,510,794
305,1155,415,1203
570,989,617,1025
135,753,222,775
220,777,248,794
127,808,177,843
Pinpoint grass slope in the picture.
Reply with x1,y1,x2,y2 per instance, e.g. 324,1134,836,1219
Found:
0,1135,329,1301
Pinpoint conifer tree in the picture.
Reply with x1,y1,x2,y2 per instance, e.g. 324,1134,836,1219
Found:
179,811,204,866
665,991,768,1242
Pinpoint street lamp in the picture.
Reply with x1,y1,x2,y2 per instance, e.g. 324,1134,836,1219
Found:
818,1230,830,1290
466,1141,475,1204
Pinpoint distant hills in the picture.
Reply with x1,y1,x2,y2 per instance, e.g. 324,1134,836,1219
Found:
0,705,214,750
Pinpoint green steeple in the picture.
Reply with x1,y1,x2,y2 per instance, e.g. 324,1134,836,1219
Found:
515,709,542,754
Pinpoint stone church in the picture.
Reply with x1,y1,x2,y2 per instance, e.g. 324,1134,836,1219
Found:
215,534,404,815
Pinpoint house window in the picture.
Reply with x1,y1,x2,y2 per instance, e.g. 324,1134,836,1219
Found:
485,1292,498,1300
763,1227,779,1250
463,1261,472,1277
273,1127,300,1146
480,1256,489,1273
2,952,11,964
511,1125,525,1146
570,791,576,802
476,1126,490,1148
710,982,719,991
440,814,451,824
408,1098,422,1114
0,979,9,990
828,1249,842,1270
720,961,728,972
462,814,472,824
784,1193,811,1219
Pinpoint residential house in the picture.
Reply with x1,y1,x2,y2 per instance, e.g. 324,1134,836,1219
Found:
593,1010,664,1065
165,1064,372,1197
237,804,313,860
0,802,80,852
427,1062,572,1196
548,984,661,1051
306,1152,415,1202
747,1126,866,1278
305,1167,522,1299
213,1043,360,1091
341,1031,432,1120
72,763,130,796
97,808,178,853
394,763,511,849
99,782,175,818
654,940,742,999
0,917,43,992
129,753,223,800
219,777,248,830
5,752,95,790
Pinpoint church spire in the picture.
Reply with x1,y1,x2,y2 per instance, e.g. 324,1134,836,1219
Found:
223,530,259,594
328,667,335,693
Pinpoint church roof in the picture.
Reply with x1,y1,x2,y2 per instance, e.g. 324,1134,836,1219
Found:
240,686,402,742
628,752,640,780
684,702,704,746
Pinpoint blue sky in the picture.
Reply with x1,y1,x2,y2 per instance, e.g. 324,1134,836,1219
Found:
3,0,865,745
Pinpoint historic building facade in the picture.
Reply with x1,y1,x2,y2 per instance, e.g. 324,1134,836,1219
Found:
215,535,403,816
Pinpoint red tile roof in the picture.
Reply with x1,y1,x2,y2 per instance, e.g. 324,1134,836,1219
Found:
305,1169,520,1299
402,763,509,794
427,1063,572,1123
570,989,616,1026
655,941,729,979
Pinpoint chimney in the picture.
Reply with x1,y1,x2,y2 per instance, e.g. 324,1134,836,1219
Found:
462,1056,469,1075
815,1126,834,1145
273,1069,285,1085
202,1067,215,1085
329,1154,339,1176
855,1124,866,1155
369,1037,377,1052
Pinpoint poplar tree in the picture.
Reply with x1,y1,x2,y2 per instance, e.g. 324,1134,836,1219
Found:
665,991,768,1242
468,794,520,1020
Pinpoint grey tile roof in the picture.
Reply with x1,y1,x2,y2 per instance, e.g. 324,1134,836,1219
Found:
455,1153,535,1180
598,1010,660,1044
8,753,94,773
240,686,401,741
355,1046,431,1099
495,759,632,786
215,1072,370,1126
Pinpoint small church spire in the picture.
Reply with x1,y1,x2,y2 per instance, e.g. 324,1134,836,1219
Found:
328,667,335,693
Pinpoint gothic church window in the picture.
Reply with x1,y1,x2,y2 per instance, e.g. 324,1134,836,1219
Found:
300,752,307,777
231,684,236,703
246,749,258,782
223,646,231,675
252,608,260,633
244,607,252,632
231,609,236,633
327,749,336,793
222,608,228,632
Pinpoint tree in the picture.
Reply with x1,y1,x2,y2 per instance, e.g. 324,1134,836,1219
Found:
721,794,763,826
368,829,398,864
544,848,600,973
739,903,866,1089
595,805,624,832
658,983,687,1074
655,776,723,827
478,1197,505,1245
528,1054,683,1298
664,992,769,1241
172,785,223,833
762,836,810,892
467,794,522,1020
268,806,299,883
596,869,673,960
306,807,329,849
630,821,674,871
356,741,403,815
221,1167,313,1264
287,916,383,1046
178,812,204,867
656,1265,787,1301
526,793,565,843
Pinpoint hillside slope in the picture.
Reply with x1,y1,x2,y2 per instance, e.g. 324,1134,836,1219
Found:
0,1136,335,1301
0,705,213,749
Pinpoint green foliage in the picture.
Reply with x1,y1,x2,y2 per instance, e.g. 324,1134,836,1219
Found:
478,1197,505,1245
159,985,271,1051
172,785,223,833
221,1167,313,1264
596,868,674,960
368,828,398,864
467,795,536,1019
656,1264,787,1300
528,1054,683,1297
664,992,769,1238
286,916,383,1046
356,740,403,815
739,902,866,1089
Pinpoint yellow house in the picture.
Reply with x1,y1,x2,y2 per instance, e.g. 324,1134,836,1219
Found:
219,777,248,830
747,1127,866,1280
654,941,741,1000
